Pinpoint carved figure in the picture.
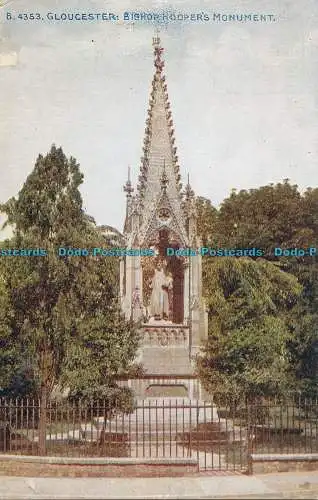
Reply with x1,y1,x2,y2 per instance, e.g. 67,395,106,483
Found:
149,263,173,319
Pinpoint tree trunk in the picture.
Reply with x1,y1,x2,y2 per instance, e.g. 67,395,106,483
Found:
38,385,47,456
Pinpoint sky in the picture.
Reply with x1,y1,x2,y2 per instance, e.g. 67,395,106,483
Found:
0,0,317,231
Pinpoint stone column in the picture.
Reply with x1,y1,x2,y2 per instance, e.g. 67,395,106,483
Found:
183,262,189,324
132,253,143,321
124,254,134,319
138,258,143,308
188,378,194,399
203,304,209,340
119,258,124,299
190,253,201,346
134,254,140,290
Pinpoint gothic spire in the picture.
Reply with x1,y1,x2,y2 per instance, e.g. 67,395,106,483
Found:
137,37,182,204
123,166,134,198
185,173,195,201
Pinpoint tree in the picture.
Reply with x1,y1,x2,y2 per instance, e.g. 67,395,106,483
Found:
197,257,302,401
286,300,318,395
0,145,139,453
195,197,217,246
0,258,16,393
0,242,41,399
197,181,318,394
98,225,125,246
58,244,140,407
213,181,310,253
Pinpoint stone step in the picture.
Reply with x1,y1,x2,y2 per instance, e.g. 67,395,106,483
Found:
79,423,246,443
93,406,218,428
176,439,230,446
176,433,231,442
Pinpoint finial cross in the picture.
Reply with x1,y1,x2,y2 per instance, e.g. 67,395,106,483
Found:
152,27,160,46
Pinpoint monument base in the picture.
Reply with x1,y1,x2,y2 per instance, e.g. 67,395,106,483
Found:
118,375,207,400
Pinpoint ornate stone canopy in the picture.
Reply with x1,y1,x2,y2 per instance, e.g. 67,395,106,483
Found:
119,37,208,386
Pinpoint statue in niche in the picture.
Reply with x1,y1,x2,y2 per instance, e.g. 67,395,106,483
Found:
149,262,173,320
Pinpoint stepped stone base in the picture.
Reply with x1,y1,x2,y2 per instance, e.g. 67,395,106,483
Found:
77,399,245,445
118,377,203,400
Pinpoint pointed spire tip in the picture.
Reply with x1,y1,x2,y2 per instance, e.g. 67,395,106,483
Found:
124,165,134,197
152,27,161,47
153,32,164,72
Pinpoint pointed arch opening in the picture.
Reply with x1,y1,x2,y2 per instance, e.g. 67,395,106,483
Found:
142,228,185,324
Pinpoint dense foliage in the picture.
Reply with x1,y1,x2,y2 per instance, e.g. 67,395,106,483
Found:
196,180,318,398
0,146,139,413
197,257,301,400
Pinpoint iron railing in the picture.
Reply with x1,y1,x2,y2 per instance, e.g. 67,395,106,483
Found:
0,396,317,471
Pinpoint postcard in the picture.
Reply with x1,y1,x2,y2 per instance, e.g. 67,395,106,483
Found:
0,0,317,485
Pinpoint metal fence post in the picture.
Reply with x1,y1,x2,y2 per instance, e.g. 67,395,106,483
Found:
246,399,253,475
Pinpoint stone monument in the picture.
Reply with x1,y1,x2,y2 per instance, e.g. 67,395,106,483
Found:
119,37,208,401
